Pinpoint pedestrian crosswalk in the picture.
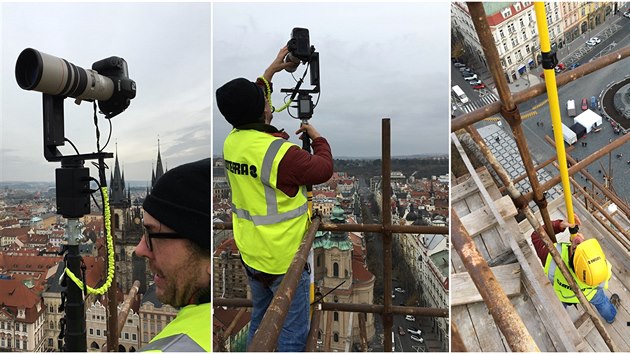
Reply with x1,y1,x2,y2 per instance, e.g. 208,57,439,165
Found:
459,93,498,113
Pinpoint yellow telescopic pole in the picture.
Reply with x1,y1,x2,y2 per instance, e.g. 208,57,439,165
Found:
534,2,576,238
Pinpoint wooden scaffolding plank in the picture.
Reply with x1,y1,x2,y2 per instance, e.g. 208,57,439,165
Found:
510,293,556,351
451,306,482,352
467,302,506,352
458,196,518,237
500,206,584,351
451,263,522,306
451,168,495,202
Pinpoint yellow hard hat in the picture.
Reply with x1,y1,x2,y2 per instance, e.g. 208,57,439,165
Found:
573,238,610,286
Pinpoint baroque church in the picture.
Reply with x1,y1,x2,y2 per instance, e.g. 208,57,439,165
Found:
109,144,166,294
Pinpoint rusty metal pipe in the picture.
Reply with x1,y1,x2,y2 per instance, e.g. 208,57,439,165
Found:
452,210,540,352
213,222,447,235
305,305,322,352
543,134,630,219
451,322,467,352
381,118,394,353
467,2,556,242
524,201,619,352
247,216,322,352
212,298,447,317
523,132,630,203
565,170,630,250
452,45,630,132
117,280,140,336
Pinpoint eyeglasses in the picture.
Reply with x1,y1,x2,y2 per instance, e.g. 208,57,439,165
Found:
143,227,186,252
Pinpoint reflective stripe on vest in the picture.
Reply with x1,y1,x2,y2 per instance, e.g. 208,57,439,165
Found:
229,138,308,226
544,243,598,303
140,333,205,352
224,129,310,274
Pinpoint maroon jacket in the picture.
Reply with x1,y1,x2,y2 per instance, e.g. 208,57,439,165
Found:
531,219,565,264
255,78,334,196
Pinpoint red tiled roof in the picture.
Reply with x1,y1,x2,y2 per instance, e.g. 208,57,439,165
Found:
213,238,239,257
352,259,374,283
0,254,61,273
0,278,44,323
0,227,30,238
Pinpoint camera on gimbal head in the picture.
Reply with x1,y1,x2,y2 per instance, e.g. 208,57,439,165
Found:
281,28,320,121
15,48,136,219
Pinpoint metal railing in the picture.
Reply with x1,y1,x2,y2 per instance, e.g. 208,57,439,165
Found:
451,2,630,352
214,118,449,352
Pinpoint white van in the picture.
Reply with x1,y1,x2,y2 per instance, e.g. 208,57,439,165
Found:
561,123,577,145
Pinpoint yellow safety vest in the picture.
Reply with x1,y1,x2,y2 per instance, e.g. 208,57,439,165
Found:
224,128,309,275
544,243,598,303
140,303,211,352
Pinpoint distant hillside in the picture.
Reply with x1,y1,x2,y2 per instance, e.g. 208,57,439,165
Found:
334,157,448,179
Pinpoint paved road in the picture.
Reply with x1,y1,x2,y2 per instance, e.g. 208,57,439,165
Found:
461,14,630,203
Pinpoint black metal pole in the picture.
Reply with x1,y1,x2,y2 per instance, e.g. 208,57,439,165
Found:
63,242,86,352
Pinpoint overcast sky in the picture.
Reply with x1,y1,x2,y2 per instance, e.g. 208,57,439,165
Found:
212,2,450,159
1,3,210,183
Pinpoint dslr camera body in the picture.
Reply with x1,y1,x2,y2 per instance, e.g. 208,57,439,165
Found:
281,28,320,120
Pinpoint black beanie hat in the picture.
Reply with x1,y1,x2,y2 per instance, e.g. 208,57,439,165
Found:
216,78,265,127
143,158,211,251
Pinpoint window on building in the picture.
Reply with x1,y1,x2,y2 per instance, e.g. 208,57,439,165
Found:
519,18,524,28
132,334,137,341
90,328,94,335
48,338,53,348
334,312,339,321
22,324,26,332
144,334,149,343
23,341,27,350
499,29,505,39
97,329,101,337
503,43,508,52
316,254,321,267
125,333,129,340
334,333,339,342
0,321,4,330
333,262,339,277
507,56,512,65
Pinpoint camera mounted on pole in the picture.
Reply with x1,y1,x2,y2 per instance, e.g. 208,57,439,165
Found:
15,48,136,352
280,28,320,121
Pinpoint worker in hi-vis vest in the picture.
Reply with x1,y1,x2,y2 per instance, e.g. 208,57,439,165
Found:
531,215,619,324
136,159,211,351
217,46,333,351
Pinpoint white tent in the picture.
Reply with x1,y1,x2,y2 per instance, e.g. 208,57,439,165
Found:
574,109,602,134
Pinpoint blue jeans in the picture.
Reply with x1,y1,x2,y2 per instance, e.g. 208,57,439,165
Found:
563,288,616,323
246,266,310,352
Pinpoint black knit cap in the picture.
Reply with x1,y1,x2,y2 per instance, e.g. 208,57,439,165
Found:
216,78,265,127
143,158,210,251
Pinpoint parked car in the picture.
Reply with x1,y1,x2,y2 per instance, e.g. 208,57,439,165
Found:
407,327,422,336
398,326,406,336
581,97,588,111
468,79,482,85
472,83,486,89
463,74,478,81
405,315,416,322
454,62,466,68
410,335,424,343
394,287,405,293
460,68,474,75
623,11,630,18
586,37,601,46
569,62,581,70
459,66,471,72
590,96,598,110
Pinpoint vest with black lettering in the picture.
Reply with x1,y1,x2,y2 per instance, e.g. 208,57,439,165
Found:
544,243,598,303
140,302,211,352
224,128,309,275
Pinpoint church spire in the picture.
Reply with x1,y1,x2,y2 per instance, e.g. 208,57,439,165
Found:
110,146,127,207
154,138,164,185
